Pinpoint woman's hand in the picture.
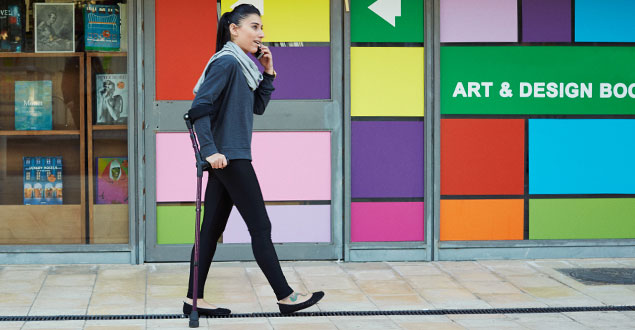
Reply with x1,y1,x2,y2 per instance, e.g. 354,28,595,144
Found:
206,153,228,169
258,45,274,75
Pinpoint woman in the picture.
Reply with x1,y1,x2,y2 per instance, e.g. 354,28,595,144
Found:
183,4,324,316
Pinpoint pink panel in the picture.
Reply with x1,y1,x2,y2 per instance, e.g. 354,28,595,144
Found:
351,202,424,242
251,132,331,201
440,0,518,42
223,205,331,243
156,132,331,202
156,133,209,202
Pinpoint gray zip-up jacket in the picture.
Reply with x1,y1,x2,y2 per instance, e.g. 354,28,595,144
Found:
188,55,275,160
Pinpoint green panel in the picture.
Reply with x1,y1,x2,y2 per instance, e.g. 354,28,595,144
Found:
441,46,635,115
351,0,423,42
529,199,635,239
157,205,205,245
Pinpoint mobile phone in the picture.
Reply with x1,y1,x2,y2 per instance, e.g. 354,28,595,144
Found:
255,45,263,60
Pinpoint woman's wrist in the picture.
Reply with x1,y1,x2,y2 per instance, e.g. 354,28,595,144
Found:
264,67,274,75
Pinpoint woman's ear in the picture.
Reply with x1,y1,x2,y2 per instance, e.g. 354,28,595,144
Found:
229,23,239,38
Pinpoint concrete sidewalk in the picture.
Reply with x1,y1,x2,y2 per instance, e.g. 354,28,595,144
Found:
0,258,634,329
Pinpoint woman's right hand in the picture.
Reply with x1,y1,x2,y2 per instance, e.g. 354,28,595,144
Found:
206,153,228,169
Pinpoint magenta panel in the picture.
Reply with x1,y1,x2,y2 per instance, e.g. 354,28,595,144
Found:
351,202,425,242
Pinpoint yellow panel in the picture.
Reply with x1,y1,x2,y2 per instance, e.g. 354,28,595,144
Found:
352,47,424,117
221,0,330,42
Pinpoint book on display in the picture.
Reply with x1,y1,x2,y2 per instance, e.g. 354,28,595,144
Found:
23,156,63,205
84,4,120,51
0,0,25,52
95,74,128,125
14,80,53,130
96,157,128,204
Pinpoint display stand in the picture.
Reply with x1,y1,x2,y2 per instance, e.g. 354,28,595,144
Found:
0,52,86,244
86,52,129,244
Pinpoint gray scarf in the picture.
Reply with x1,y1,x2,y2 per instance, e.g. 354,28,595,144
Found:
193,41,263,94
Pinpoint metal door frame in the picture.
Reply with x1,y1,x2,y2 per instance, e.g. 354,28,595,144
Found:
143,0,344,262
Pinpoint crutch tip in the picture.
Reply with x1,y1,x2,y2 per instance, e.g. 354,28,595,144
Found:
188,310,199,328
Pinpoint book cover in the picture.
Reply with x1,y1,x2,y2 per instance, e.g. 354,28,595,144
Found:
15,81,53,130
95,74,127,124
34,3,75,53
84,4,120,51
96,157,128,204
23,156,63,205
118,3,127,52
0,0,25,52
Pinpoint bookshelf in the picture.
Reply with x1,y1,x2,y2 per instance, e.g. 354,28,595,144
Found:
0,52,86,245
86,52,129,244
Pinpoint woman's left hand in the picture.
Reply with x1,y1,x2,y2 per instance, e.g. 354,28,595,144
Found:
258,45,274,74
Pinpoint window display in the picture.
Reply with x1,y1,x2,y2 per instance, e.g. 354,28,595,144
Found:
0,0,130,245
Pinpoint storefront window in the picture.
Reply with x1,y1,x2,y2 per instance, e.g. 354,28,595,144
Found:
0,0,130,245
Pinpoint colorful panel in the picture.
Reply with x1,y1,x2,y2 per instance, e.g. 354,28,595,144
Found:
155,0,216,100
530,199,635,239
156,132,331,202
351,0,424,42
529,119,635,194
441,119,524,195
222,205,331,243
221,0,330,42
521,0,571,42
440,0,517,43
156,205,202,244
351,121,424,198
440,199,524,241
575,0,635,42
253,47,330,99
441,46,635,115
351,47,424,117
351,202,424,242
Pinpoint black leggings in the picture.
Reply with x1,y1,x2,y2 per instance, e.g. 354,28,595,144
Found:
186,159,293,301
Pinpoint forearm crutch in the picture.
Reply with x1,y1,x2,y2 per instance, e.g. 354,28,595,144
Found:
183,113,210,328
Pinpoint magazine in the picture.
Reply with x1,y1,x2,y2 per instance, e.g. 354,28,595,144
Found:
95,74,127,124
34,3,75,53
15,80,53,130
84,4,120,51
96,157,128,204
0,0,25,52
24,156,63,205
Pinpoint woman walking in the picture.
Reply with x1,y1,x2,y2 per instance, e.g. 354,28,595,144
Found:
183,4,324,316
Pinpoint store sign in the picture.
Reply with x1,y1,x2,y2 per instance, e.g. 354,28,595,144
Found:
351,0,423,42
441,46,635,115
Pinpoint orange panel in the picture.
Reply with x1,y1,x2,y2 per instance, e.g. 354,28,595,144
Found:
155,0,217,100
441,199,524,241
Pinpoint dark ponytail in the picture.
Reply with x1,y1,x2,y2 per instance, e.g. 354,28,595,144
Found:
216,4,261,52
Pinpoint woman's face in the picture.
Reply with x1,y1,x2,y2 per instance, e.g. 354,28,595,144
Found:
230,13,265,54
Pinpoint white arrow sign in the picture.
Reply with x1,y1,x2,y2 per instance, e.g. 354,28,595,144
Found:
368,0,401,27
230,0,264,15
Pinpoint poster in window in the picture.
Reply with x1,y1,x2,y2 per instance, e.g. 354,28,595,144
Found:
34,3,74,53
0,0,25,52
96,157,128,204
84,4,120,51
96,73,128,124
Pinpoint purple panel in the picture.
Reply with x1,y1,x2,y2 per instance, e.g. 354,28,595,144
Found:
252,47,330,99
223,205,331,243
351,121,424,198
522,0,572,42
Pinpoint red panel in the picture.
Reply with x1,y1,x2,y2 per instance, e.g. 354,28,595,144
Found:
441,119,525,195
155,0,217,100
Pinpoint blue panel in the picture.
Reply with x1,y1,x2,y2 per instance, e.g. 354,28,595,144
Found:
529,119,635,194
575,0,635,42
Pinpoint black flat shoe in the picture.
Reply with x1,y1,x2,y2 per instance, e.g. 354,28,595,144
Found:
183,301,231,316
277,291,325,315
